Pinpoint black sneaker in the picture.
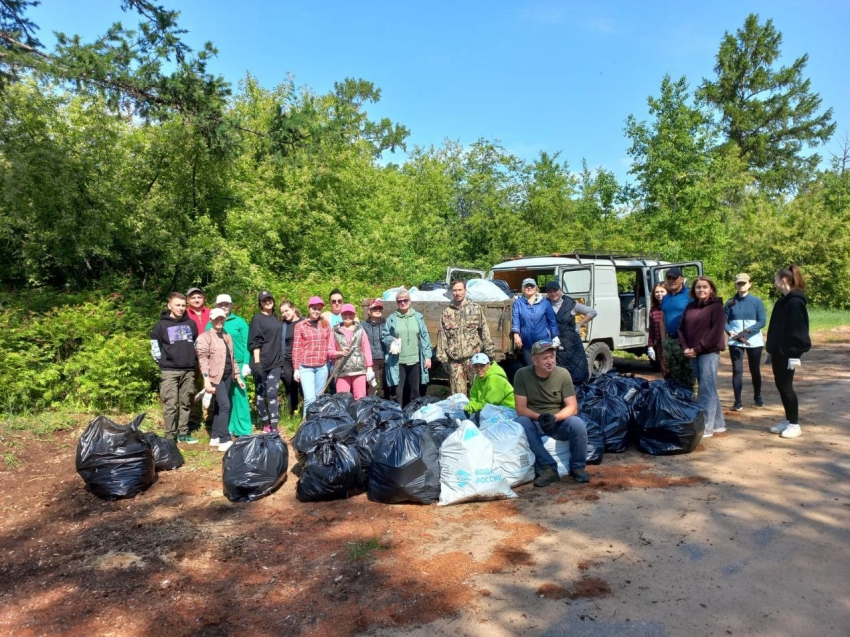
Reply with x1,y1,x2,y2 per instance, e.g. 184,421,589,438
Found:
732,402,743,411
570,468,591,484
533,466,561,488
754,397,765,407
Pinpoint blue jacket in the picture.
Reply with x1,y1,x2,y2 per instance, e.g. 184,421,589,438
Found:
511,294,558,348
724,294,766,348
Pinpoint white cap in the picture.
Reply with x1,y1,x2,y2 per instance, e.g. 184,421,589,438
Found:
210,308,227,321
471,353,490,366
215,294,232,305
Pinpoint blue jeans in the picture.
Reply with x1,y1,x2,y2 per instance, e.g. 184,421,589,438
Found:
691,352,726,433
516,415,588,474
300,364,329,418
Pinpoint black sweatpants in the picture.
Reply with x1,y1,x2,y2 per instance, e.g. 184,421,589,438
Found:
211,376,233,443
771,356,798,424
254,367,282,426
397,363,421,408
281,358,302,416
729,346,763,403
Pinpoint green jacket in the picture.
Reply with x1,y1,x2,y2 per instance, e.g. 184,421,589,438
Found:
467,363,515,414
381,309,432,386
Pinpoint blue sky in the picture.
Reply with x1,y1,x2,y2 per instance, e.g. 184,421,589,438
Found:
31,0,849,183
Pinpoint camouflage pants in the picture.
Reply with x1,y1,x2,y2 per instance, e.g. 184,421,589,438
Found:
662,336,696,392
448,357,474,397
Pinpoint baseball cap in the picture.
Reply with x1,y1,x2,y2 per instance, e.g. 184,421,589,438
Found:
186,286,204,297
368,299,384,310
307,295,325,307
544,281,561,292
471,353,490,366
521,278,537,288
258,290,274,303
531,340,557,355
735,273,751,284
215,294,232,305
666,267,683,279
210,308,227,321
340,303,357,314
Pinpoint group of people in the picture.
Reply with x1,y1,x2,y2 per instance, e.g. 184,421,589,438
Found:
648,265,811,440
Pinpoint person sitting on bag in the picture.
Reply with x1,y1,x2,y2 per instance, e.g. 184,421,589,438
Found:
464,353,515,424
514,340,590,487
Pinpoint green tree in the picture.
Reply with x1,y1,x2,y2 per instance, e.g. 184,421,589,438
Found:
697,13,835,191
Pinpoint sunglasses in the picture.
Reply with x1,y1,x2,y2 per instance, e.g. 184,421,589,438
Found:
330,299,343,305
370,307,383,311
397,299,410,304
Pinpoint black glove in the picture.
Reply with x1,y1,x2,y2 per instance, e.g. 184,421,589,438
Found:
538,413,557,436
249,360,263,376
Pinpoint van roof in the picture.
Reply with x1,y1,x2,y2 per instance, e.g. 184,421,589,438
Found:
490,255,670,270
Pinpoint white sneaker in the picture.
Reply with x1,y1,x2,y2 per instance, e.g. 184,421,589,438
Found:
208,438,219,447
713,428,727,434
702,430,714,439
780,424,802,439
769,420,789,434
218,440,233,452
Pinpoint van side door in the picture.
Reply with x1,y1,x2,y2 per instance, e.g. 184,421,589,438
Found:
559,264,595,342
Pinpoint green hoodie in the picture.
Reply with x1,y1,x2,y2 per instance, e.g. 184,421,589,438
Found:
467,363,516,414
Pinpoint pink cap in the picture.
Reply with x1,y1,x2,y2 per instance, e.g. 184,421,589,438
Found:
340,303,357,315
308,296,325,307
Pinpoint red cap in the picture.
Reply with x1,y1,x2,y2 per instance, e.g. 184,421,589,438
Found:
368,299,384,309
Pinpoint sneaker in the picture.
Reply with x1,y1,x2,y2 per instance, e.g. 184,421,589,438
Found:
731,402,743,411
754,397,765,407
533,466,561,488
569,468,591,484
780,424,802,439
177,435,198,444
769,420,789,434
218,440,234,452
702,430,714,439
713,427,727,434
262,425,272,434
208,437,219,447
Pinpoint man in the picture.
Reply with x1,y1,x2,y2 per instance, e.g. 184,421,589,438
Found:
150,292,199,443
436,280,496,396
362,298,391,399
321,288,345,328
660,267,696,390
212,294,253,439
514,340,590,487
185,287,210,334
464,353,515,421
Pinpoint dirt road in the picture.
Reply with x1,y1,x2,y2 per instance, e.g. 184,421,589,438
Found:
1,332,848,637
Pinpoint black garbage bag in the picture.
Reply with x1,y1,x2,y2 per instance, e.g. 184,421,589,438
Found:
305,393,355,419
634,380,695,425
426,417,459,448
368,421,441,504
76,414,156,500
355,419,403,474
291,412,357,463
347,396,399,420
350,398,405,433
402,396,442,417
581,394,631,453
638,387,705,455
575,381,603,408
141,432,184,471
222,433,289,502
296,435,364,502
584,416,604,465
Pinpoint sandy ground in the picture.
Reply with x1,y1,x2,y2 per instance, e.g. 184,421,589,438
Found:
0,330,847,637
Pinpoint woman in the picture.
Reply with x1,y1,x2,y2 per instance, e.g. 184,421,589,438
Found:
511,278,559,367
328,303,374,399
678,276,727,438
279,300,304,416
765,265,811,439
292,296,332,417
648,283,669,376
382,287,432,408
725,273,767,411
207,294,252,439
544,280,595,383
196,308,245,452
362,299,390,399
465,353,515,421
248,290,283,433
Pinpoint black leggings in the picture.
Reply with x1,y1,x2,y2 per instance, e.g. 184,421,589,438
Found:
729,346,763,403
254,367,281,426
771,356,798,424
281,359,302,416
397,363,421,408
211,376,232,442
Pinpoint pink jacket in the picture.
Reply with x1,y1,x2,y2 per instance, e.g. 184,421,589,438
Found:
195,330,239,384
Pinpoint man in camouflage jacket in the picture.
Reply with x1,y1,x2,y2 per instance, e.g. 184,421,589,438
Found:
436,280,496,396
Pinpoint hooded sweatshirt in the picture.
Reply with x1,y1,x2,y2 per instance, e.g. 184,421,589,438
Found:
467,363,516,414
511,294,558,348
150,309,198,370
766,290,811,358
678,297,726,356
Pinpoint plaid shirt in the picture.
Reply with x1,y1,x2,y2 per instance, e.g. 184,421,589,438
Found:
292,319,331,369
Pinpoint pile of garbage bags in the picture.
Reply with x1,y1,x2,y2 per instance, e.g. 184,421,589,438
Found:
76,413,184,500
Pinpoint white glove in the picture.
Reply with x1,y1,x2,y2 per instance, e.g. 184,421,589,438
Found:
552,336,562,350
647,346,656,361
202,392,212,409
366,368,375,382
241,363,251,378
788,358,802,370
294,370,301,383
389,338,402,355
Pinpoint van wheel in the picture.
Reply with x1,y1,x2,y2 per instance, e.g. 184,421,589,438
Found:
586,342,613,376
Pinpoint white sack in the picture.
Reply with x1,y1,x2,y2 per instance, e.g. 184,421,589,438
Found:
465,278,510,302
438,420,516,505
481,419,535,487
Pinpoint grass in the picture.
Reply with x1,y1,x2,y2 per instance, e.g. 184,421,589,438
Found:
346,533,384,562
808,307,850,333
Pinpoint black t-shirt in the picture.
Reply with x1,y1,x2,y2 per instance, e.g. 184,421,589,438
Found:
218,331,233,379
248,312,283,371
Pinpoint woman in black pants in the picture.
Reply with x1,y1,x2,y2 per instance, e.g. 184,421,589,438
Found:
279,300,304,417
765,265,811,439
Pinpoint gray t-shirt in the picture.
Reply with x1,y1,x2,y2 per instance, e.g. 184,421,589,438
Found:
513,366,575,415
